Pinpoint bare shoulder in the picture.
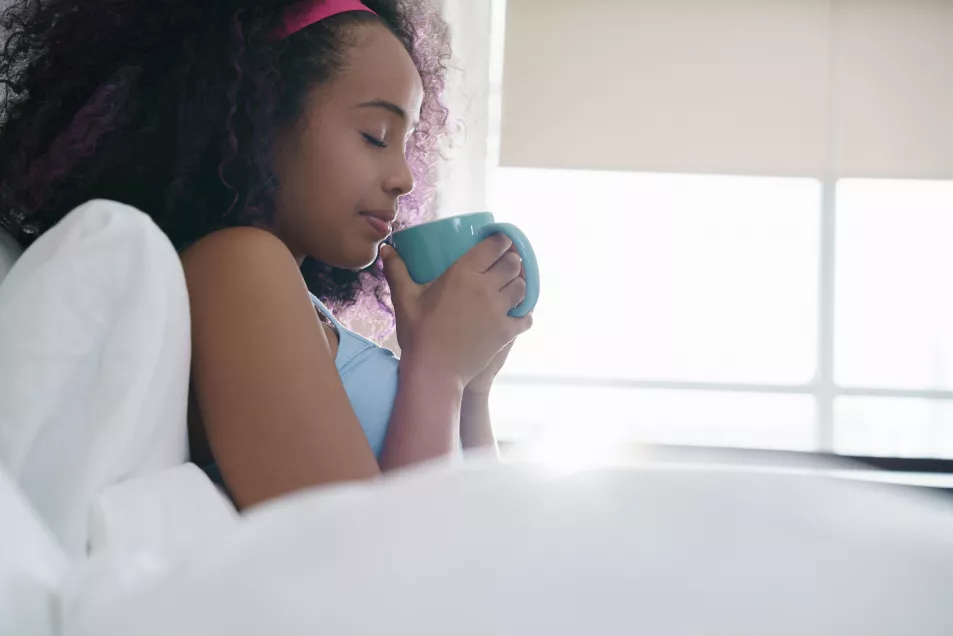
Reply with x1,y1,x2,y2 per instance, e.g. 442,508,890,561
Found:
180,227,316,324
181,226,290,260
181,226,319,359
181,227,300,291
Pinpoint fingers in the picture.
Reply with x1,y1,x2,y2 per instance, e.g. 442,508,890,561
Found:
505,311,534,340
500,275,527,310
485,250,523,290
380,244,417,301
457,233,513,273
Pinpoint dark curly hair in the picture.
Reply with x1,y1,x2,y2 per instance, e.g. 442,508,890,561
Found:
0,0,451,314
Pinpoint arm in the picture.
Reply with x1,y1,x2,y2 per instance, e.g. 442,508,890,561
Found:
183,229,463,507
460,388,498,453
378,350,465,470
459,339,519,453
183,229,380,508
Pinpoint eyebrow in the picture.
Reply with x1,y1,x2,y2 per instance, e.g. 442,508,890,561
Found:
357,99,408,122
357,99,420,132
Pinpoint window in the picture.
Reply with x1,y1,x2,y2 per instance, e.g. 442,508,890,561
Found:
487,168,823,451
835,180,953,392
481,0,953,457
488,171,953,458
832,180,953,458
491,384,816,452
488,170,819,386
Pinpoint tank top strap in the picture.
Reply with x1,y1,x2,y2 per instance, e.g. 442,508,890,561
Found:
310,294,344,330
310,293,375,370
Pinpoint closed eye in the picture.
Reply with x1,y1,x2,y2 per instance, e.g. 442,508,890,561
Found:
362,133,388,149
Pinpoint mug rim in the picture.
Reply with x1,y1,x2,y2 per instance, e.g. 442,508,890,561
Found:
392,211,494,236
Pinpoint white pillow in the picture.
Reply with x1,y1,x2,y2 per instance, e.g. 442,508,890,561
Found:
0,226,22,285
0,464,66,636
0,200,191,554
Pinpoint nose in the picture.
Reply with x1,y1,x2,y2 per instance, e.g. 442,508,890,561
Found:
384,152,415,198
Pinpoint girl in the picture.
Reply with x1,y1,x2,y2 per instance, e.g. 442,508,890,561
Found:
0,0,532,508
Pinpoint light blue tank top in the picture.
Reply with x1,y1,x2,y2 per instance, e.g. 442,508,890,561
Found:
309,294,398,456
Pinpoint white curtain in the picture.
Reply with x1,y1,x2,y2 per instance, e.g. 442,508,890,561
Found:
436,0,494,217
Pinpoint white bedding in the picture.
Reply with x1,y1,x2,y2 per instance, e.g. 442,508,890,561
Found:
0,200,191,554
58,459,953,636
0,464,67,636
87,463,239,562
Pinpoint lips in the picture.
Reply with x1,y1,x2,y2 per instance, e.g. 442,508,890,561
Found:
360,210,395,238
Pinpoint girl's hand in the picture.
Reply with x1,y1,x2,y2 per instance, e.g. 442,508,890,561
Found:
466,340,517,395
381,236,533,388
466,243,531,394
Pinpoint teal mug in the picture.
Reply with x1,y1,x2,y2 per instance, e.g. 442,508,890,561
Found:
389,212,539,317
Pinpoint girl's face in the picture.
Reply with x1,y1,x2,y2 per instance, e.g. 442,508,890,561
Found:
273,24,423,269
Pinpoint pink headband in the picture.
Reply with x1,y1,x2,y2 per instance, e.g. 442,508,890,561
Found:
271,0,377,40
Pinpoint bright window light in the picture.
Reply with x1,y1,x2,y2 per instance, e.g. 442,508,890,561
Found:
836,397,953,459
490,383,816,451
489,168,820,385
836,179,953,391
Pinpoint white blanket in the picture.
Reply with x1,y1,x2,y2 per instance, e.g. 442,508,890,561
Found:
0,464,67,636
61,460,953,636
87,463,239,562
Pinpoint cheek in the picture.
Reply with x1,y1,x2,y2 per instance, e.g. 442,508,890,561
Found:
317,139,380,204
278,130,337,209
277,123,378,230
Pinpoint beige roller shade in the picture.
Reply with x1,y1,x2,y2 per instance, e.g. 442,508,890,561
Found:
500,0,953,179
834,0,953,179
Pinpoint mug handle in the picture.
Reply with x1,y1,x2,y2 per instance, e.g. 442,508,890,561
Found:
479,222,540,318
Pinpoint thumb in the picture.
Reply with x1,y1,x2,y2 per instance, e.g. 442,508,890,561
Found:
380,244,416,299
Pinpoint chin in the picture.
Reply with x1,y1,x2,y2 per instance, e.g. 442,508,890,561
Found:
346,245,382,271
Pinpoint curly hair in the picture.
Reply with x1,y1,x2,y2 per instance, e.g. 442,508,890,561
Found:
0,0,451,315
